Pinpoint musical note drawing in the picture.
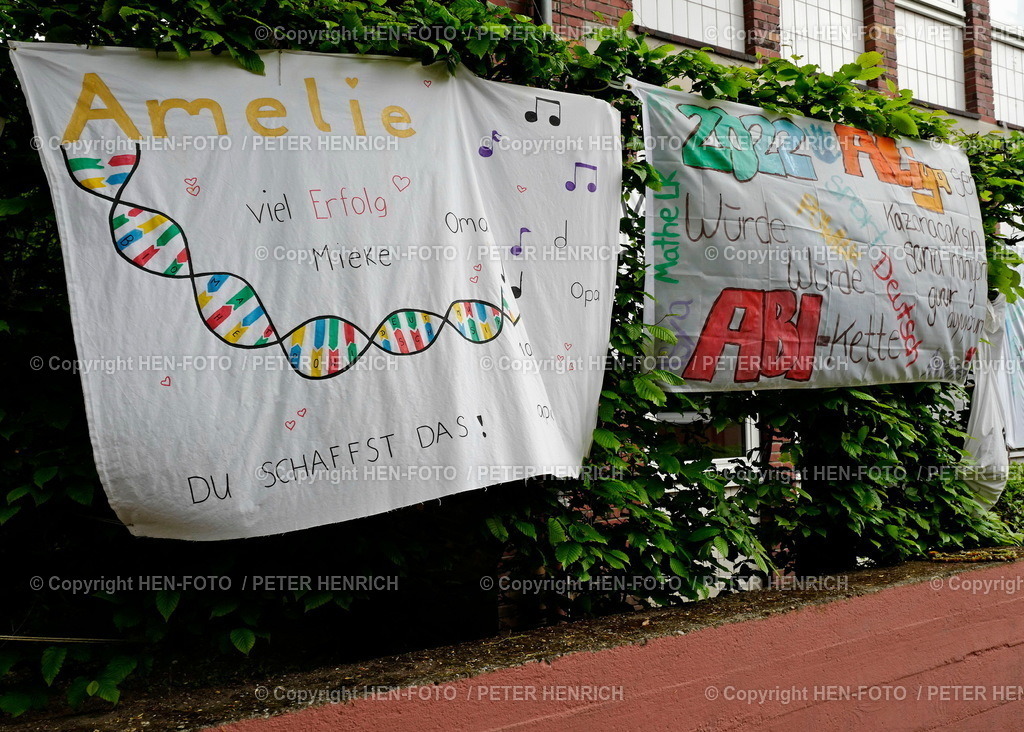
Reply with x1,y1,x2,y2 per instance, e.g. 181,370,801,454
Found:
511,271,523,299
565,162,597,192
524,97,561,126
478,130,501,157
511,227,530,256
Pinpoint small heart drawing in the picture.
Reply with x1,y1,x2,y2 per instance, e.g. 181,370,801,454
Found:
186,185,201,197
297,408,307,417
345,77,359,88
160,376,171,386
564,342,573,350
516,185,527,193
470,275,479,283
557,354,565,361
473,264,482,271
423,80,432,87
184,177,198,186
392,175,411,192
285,420,297,431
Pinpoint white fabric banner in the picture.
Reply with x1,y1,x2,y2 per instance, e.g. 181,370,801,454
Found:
13,42,620,540
1003,284,1024,450
630,78,987,391
963,297,1009,509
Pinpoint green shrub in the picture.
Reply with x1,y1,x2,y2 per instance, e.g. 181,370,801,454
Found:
1,0,1021,716
994,462,1024,535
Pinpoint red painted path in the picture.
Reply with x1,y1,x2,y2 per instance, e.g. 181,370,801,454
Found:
214,562,1024,731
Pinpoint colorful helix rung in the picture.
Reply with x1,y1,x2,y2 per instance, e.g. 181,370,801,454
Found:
450,301,504,342
286,317,368,376
371,310,440,354
110,204,187,275
195,273,275,347
67,152,138,190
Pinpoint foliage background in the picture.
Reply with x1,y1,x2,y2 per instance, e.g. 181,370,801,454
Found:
1,0,1022,716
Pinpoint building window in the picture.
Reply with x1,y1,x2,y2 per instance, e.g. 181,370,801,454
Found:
993,32,1024,126
909,0,964,12
779,0,865,72
634,0,746,53
895,4,965,109
991,0,1024,29
657,412,761,465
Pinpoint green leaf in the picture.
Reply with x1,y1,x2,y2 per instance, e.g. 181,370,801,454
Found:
465,37,491,58
0,691,35,716
513,519,538,539
687,526,719,542
646,324,676,342
303,592,334,612
484,516,509,541
230,627,257,655
633,376,667,405
66,678,90,708
7,486,30,504
228,47,265,75
856,66,885,81
41,647,66,686
32,467,58,488
210,600,239,618
547,517,567,543
0,197,28,216
155,590,180,621
593,428,622,449
555,542,584,565
66,483,94,505
100,656,136,684
94,680,120,704
890,111,918,137
856,51,883,68
171,39,191,60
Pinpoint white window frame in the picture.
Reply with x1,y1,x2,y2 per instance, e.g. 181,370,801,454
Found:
894,1,967,109
991,24,1024,125
632,0,748,53
896,0,965,24
993,21,1024,44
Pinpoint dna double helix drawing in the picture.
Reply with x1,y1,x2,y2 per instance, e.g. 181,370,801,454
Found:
61,144,522,380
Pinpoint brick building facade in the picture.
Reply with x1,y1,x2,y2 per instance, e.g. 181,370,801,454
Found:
493,0,1024,129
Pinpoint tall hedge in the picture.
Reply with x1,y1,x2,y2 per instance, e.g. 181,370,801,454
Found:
0,0,1020,715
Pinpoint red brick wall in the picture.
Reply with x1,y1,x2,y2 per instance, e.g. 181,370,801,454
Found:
744,0,781,58
863,0,899,90
963,0,996,121
555,0,631,33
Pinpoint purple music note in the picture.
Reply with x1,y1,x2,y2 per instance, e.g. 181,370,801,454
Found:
525,97,561,126
566,162,597,192
478,130,501,157
511,227,530,256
